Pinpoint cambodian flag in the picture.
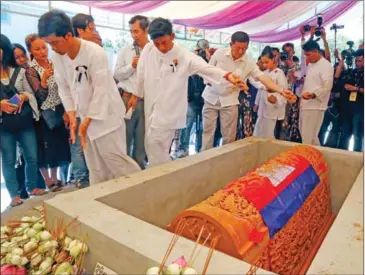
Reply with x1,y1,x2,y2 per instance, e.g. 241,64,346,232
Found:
239,155,320,238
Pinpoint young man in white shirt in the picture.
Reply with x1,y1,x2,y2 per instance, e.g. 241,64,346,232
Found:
300,40,334,145
201,32,296,151
38,10,141,185
134,18,253,167
114,15,149,170
72,13,102,47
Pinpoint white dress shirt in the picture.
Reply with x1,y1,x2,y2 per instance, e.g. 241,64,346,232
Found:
113,43,141,95
52,39,125,141
135,42,231,130
300,57,334,111
255,68,287,120
202,48,264,107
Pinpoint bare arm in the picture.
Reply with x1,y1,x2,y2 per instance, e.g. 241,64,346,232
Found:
257,74,286,94
321,30,331,63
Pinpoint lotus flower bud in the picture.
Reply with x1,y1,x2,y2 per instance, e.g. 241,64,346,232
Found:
5,253,13,264
166,263,180,275
70,245,81,258
39,259,52,274
182,267,198,275
11,254,21,266
26,228,37,238
40,231,51,241
0,226,10,234
24,241,37,253
21,256,29,266
30,253,43,267
146,267,161,275
32,223,43,232
12,248,24,256
20,223,30,229
68,240,79,250
21,216,31,222
78,242,88,253
54,262,72,275
14,228,23,235
1,242,10,254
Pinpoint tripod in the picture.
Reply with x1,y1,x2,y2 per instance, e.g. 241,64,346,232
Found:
330,23,344,62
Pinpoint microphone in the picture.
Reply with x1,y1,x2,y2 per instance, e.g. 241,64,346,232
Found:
133,41,140,55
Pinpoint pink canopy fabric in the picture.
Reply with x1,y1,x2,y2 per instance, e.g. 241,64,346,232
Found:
250,1,358,43
173,1,285,29
72,1,359,43
71,1,168,14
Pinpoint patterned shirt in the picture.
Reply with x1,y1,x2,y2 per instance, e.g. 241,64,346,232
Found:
27,59,62,110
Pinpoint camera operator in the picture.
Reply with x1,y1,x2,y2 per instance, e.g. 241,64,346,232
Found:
278,42,296,78
318,49,348,148
338,49,364,152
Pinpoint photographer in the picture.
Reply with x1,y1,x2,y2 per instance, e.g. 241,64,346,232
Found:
318,49,348,148
338,49,364,152
279,42,296,78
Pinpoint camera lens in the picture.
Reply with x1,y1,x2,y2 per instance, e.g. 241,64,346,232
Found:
315,28,322,37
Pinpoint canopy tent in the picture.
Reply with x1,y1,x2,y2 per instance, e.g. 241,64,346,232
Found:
72,1,359,43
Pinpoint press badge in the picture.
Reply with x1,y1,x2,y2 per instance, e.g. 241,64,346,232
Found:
349,92,357,102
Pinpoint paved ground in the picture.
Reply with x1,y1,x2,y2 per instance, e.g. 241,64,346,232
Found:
1,185,77,224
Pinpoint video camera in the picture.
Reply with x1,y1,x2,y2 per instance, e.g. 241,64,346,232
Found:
196,39,210,60
343,41,356,68
280,52,289,62
303,13,324,38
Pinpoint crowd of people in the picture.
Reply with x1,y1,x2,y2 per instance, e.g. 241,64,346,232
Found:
0,9,363,207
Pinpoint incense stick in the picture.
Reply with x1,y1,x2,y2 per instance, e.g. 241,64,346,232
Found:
201,236,219,275
187,225,205,266
158,219,186,274
190,232,212,268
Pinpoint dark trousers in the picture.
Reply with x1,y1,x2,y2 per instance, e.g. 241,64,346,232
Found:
339,110,364,152
274,120,283,140
16,156,46,199
319,104,341,148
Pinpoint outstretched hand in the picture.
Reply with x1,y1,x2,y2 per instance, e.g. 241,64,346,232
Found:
280,89,297,103
227,73,249,93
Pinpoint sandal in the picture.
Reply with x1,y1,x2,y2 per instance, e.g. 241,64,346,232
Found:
30,188,47,196
75,180,90,189
56,180,65,187
10,196,23,207
47,183,62,192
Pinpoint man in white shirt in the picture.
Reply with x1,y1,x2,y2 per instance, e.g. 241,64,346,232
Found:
201,32,296,150
72,13,102,47
134,18,251,167
114,15,149,169
38,10,141,184
300,40,334,145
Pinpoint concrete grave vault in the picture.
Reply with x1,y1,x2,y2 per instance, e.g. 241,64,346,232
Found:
44,137,364,274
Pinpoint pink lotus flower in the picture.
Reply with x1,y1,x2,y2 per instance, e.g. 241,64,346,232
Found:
1,265,17,275
172,255,187,268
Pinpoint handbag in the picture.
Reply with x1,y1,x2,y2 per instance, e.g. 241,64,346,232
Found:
41,104,64,130
0,67,34,132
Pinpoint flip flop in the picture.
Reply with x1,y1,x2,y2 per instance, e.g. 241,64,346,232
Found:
10,196,23,207
30,188,47,196
75,180,90,189
47,183,62,192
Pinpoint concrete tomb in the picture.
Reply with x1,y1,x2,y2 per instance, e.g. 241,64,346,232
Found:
44,138,364,274
168,145,334,275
